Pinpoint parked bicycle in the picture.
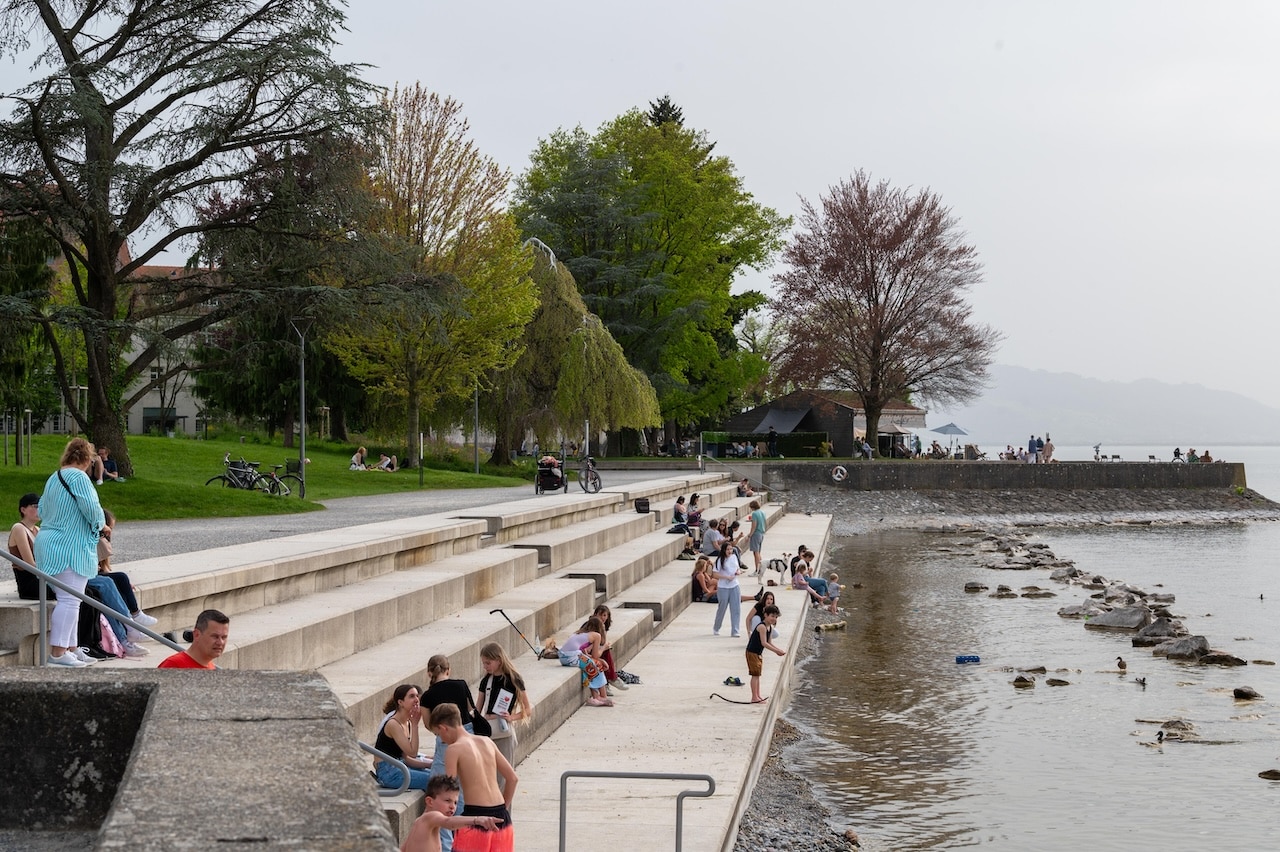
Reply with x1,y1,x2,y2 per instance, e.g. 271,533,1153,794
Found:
578,456,602,493
206,453,304,498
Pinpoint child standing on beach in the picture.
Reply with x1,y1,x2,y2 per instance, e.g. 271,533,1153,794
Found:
826,572,842,614
745,605,785,704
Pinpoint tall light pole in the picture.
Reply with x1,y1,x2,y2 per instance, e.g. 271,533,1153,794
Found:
290,317,314,497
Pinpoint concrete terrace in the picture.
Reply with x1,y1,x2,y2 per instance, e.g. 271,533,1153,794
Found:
0,470,832,849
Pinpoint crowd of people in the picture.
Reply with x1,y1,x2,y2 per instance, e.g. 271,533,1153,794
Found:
373,643,529,850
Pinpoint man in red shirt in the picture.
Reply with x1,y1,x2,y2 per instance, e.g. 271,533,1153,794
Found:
159,609,230,669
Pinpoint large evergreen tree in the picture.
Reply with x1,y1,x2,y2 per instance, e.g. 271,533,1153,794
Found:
0,0,379,473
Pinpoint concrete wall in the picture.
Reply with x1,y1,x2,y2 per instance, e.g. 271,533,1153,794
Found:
762,460,1246,491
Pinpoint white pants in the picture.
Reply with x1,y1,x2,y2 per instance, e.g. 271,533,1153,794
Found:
49,569,90,648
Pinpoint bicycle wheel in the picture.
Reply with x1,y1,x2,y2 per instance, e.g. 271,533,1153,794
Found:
205,475,232,487
252,474,273,494
280,474,305,499
579,469,602,493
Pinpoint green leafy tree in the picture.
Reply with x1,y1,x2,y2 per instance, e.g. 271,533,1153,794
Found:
0,214,58,460
513,103,789,446
772,171,1002,450
484,245,661,464
0,0,380,474
337,84,537,465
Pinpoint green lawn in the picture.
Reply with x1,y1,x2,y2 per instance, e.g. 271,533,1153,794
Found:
0,434,529,521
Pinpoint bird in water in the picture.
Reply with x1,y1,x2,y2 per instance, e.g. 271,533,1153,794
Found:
1157,730,1184,743
1134,677,1147,688
1116,656,1127,671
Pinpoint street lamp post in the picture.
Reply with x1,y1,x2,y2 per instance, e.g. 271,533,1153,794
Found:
290,317,315,497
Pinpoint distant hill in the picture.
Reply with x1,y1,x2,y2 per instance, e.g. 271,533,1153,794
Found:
924,365,1280,446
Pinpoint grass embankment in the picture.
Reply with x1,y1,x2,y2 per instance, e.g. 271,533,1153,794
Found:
0,434,528,521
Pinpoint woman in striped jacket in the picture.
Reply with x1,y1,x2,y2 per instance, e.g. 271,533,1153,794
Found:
33,438,107,667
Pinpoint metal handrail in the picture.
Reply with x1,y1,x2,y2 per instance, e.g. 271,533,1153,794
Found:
0,548,183,664
559,770,715,852
358,740,411,796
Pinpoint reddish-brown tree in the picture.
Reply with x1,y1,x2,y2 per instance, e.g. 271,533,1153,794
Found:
772,172,1001,452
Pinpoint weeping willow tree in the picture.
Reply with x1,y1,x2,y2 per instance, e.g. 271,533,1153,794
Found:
485,246,660,464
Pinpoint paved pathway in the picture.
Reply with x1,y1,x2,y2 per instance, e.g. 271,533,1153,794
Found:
114,470,679,563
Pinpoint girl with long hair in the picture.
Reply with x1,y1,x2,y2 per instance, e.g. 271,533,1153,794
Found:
373,684,433,790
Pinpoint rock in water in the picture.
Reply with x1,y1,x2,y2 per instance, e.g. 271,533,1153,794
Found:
1259,769,1280,781
1046,678,1071,686
1013,674,1036,688
1234,686,1263,700
1200,652,1247,667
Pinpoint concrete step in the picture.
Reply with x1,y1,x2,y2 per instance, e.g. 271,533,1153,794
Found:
509,511,834,852
561,528,687,599
506,510,658,571
450,491,623,543
320,574,599,742
93,547,542,672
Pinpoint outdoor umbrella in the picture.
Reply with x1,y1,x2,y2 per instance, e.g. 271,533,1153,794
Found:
931,422,968,454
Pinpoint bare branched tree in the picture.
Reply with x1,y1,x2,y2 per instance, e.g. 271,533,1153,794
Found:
772,171,1002,450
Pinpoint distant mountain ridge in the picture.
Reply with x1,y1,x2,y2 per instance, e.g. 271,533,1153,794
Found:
925,365,1280,446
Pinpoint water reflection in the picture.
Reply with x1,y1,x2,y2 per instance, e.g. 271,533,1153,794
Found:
788,526,1280,851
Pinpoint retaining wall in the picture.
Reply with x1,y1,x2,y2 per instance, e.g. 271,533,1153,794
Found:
762,460,1246,491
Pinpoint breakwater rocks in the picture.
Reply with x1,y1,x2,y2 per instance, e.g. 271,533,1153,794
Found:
956,530,1264,668
781,486,1280,536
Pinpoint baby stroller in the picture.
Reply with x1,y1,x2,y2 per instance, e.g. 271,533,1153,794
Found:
534,454,568,494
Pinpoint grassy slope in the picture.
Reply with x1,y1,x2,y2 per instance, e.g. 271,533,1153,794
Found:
0,434,529,521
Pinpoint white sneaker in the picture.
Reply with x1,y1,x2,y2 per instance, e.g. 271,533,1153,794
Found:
132,612,159,627
47,652,88,668
95,479,104,485
122,641,149,658
608,678,630,691
126,626,148,643
72,647,99,665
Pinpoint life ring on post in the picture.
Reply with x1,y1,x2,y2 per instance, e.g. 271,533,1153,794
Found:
831,465,848,482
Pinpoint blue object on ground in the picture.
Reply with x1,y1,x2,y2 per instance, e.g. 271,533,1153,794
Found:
955,655,981,664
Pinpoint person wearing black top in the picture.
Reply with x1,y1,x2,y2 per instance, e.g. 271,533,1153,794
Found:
421,655,477,851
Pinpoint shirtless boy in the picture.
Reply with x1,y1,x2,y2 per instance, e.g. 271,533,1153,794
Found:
400,775,500,852
431,702,518,852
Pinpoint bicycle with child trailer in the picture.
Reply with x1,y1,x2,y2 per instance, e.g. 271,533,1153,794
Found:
205,452,305,498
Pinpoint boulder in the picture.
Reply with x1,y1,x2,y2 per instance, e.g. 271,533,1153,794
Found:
1234,686,1263,700
1057,605,1086,618
964,582,989,593
1049,567,1080,582
1012,674,1035,688
1152,635,1210,660
1084,605,1152,631
1046,678,1071,686
1200,652,1247,667
1258,770,1280,781
1135,617,1188,640
991,585,1019,599
1022,590,1057,599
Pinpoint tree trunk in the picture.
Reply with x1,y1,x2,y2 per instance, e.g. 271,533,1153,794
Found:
407,392,420,468
864,405,883,458
332,403,348,442
488,433,513,466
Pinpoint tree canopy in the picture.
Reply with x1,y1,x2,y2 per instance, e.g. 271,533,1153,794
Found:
772,171,1002,449
483,245,661,464
326,84,537,464
0,0,379,472
513,104,788,442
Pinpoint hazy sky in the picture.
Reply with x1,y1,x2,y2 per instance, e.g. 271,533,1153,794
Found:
331,1,1280,409
6,3,1277,408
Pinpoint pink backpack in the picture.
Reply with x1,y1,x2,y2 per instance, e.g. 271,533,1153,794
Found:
98,615,126,658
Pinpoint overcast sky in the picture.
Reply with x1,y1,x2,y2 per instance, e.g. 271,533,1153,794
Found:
332,1,1280,409
5,3,1276,409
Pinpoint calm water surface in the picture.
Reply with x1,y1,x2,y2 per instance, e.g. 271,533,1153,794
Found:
787,447,1280,851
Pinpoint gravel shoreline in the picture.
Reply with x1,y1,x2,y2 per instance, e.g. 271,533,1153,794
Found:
734,486,1280,852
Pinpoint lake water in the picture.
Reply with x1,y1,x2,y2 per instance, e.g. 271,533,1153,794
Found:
785,446,1280,850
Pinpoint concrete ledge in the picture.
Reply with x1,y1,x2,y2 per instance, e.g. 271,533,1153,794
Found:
564,530,687,599
508,511,658,571
763,458,1247,490
0,669,395,850
453,492,623,541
